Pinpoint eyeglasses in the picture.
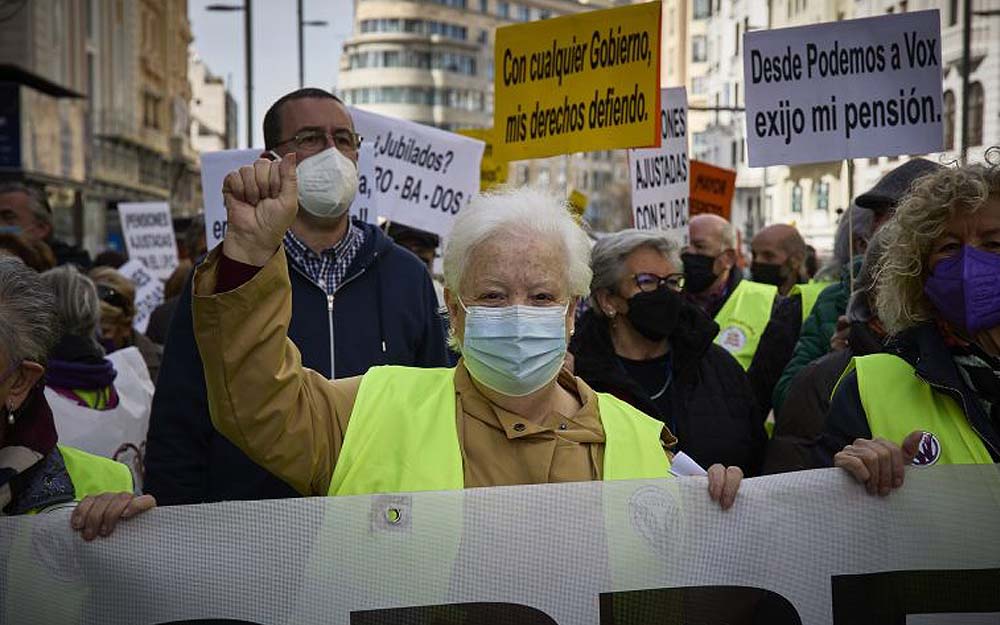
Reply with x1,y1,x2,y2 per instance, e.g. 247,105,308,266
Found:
96,284,131,312
275,128,363,154
633,272,686,293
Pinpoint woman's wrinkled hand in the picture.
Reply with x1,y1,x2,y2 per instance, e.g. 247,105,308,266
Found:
706,464,743,510
834,431,924,496
70,493,156,541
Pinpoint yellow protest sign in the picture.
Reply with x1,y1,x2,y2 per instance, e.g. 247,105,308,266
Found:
457,128,509,191
493,1,661,162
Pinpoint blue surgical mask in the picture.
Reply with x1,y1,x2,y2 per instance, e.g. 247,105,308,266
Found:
460,303,568,397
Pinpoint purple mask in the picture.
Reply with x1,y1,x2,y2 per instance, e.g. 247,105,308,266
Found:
924,245,1000,333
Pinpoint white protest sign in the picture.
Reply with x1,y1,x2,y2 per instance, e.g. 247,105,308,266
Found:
117,202,178,281
200,148,260,251
349,107,485,239
349,141,378,224
628,87,689,244
117,259,163,335
744,10,943,167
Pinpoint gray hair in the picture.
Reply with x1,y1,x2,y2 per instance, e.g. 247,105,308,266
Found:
40,265,102,349
443,186,592,298
590,229,683,314
0,256,59,366
0,182,52,228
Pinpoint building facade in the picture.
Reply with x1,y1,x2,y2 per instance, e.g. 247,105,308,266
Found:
190,53,238,154
0,0,198,255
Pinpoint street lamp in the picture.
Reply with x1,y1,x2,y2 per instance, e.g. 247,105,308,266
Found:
297,0,329,88
207,2,254,148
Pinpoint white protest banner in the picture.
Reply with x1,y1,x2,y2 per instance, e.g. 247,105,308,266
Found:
117,259,163,335
628,87,688,244
349,107,484,239
200,148,260,251
349,141,378,224
117,202,178,281
744,10,943,167
5,466,1000,624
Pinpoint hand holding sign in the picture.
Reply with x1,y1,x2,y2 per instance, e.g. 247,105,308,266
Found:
221,155,298,267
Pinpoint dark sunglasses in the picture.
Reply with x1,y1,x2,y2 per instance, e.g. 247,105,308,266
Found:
96,284,131,312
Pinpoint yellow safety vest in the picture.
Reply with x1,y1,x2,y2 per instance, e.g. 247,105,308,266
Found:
843,354,993,465
58,445,134,501
714,280,778,370
328,366,672,496
789,281,832,323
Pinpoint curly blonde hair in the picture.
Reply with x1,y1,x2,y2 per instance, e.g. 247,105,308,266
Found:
876,154,1000,335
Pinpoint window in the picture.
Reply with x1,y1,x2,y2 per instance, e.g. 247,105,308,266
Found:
734,22,740,57
360,19,466,40
791,185,803,213
517,4,530,21
497,1,509,18
816,182,829,211
478,29,488,44
949,0,959,26
692,76,707,95
969,82,984,147
539,10,551,19
143,92,160,129
479,0,488,13
943,90,955,150
693,0,711,19
731,140,738,168
692,36,707,62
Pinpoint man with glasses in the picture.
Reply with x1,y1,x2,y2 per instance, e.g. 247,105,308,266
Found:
145,88,448,505
570,229,765,476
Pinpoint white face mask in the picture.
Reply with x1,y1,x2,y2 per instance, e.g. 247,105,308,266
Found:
295,147,359,219
460,303,568,397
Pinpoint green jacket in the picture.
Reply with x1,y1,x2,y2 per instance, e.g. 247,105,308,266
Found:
772,261,859,412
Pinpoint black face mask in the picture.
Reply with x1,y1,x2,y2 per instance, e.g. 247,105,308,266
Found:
751,261,786,287
625,287,683,342
681,253,719,294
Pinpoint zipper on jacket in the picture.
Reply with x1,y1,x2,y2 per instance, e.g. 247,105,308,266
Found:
917,372,1000,459
327,294,336,377
287,251,379,379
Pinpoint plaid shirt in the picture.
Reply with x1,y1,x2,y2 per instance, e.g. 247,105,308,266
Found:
282,224,365,295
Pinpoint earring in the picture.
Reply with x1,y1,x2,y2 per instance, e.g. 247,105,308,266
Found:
5,402,13,427
605,309,616,318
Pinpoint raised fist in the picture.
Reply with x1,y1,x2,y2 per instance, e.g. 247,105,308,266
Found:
221,153,298,266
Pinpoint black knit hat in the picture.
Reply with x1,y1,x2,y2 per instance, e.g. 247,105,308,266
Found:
855,158,944,214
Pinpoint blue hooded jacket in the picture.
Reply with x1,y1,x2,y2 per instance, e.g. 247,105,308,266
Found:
144,220,449,503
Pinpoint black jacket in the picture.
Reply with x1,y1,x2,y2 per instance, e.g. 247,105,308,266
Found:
747,294,802,420
818,323,1000,465
570,304,766,476
762,322,884,474
143,220,449,504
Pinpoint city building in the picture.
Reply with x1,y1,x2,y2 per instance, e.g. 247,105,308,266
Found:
337,0,638,231
190,53,238,154
0,0,89,246
0,0,198,255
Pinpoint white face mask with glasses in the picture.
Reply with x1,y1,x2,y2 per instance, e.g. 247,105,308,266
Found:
268,146,359,220
459,301,568,397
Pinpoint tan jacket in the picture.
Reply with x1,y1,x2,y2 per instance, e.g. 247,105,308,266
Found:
193,249,676,496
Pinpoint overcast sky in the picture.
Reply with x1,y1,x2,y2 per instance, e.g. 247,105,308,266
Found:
188,0,355,149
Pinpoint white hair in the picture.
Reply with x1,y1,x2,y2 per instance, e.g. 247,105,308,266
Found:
443,186,592,298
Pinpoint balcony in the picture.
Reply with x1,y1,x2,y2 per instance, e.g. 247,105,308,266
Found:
942,20,991,65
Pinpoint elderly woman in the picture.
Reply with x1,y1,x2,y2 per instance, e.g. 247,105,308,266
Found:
570,230,765,476
191,155,743,506
40,266,154,486
829,160,1000,495
0,257,153,537
89,266,162,383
